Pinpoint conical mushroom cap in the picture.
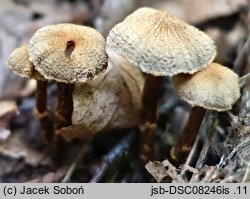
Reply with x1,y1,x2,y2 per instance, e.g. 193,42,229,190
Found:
29,23,108,83
107,7,216,76
7,45,44,80
172,63,240,111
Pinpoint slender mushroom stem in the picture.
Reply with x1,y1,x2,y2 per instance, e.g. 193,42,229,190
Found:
55,82,74,129
35,80,54,144
139,74,164,164
170,106,206,166
52,82,74,161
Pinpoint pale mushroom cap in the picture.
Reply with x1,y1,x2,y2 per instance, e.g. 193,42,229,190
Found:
7,45,44,80
107,7,216,76
172,63,240,111
29,23,108,83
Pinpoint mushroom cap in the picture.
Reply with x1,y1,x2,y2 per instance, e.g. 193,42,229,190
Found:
7,45,44,80
172,63,240,111
29,23,108,83
107,7,216,76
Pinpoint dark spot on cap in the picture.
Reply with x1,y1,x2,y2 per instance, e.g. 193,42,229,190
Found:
65,40,75,57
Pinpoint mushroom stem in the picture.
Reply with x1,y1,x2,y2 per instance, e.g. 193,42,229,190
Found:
170,106,206,165
55,82,74,129
35,80,54,143
139,74,164,164
53,82,74,162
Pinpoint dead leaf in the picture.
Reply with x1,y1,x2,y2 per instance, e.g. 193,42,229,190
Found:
59,50,144,141
145,161,172,182
0,132,53,167
145,159,185,182
0,101,18,141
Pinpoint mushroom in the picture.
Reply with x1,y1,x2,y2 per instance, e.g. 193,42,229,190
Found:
106,7,216,163
170,62,240,165
28,23,108,158
7,45,53,143
28,23,108,131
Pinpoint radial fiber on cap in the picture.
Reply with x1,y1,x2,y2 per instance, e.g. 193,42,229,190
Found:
29,23,108,83
7,45,44,80
107,7,216,76
172,63,240,111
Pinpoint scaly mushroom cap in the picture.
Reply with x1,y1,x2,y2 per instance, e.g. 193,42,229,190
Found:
172,63,240,111
7,45,44,80
107,7,216,76
29,23,108,83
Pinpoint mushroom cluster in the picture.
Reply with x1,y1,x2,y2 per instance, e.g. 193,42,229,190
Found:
7,8,241,168
8,23,108,153
107,7,217,163
7,23,144,160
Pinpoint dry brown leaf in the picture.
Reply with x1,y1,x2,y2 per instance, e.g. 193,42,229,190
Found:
145,161,172,183
145,160,185,183
0,132,53,167
0,101,18,141
59,50,144,141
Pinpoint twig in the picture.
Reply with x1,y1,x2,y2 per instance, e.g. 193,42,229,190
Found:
216,139,250,170
233,32,250,75
195,114,218,170
89,131,135,183
61,142,92,183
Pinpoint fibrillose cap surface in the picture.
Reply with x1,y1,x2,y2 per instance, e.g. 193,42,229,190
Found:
172,63,240,111
29,23,108,83
7,45,44,80
107,7,216,76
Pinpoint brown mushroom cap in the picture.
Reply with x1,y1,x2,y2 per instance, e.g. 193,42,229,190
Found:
107,7,216,76
29,23,108,83
7,45,44,80
172,63,240,111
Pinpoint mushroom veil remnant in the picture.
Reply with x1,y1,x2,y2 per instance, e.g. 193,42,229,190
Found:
106,7,216,163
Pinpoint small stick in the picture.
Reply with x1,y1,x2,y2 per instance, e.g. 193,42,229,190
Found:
233,32,250,75
90,132,135,182
195,114,217,170
62,142,92,183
